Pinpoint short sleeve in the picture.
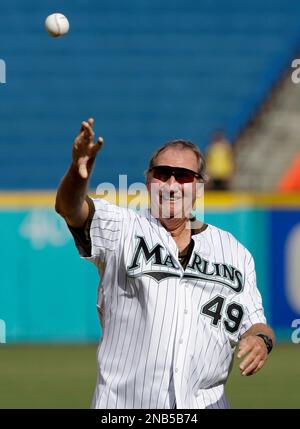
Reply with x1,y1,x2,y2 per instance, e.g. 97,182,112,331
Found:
239,254,267,337
68,196,124,263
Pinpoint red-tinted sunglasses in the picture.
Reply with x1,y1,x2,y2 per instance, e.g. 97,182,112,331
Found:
149,165,202,184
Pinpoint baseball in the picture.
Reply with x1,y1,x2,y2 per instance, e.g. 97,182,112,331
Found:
45,13,69,37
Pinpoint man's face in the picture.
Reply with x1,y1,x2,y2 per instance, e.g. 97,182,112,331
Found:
147,147,202,220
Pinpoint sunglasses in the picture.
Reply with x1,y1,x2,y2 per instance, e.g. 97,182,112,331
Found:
149,165,202,184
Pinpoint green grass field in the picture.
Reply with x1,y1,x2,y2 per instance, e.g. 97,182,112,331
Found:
0,343,299,408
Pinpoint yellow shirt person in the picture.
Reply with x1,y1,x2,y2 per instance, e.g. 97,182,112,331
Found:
206,134,234,190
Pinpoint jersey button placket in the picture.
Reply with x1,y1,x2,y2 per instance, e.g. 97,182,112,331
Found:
173,278,191,402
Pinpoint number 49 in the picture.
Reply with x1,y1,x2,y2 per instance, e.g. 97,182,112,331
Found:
201,295,244,334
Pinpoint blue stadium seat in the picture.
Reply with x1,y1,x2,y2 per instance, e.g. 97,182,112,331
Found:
1,0,300,188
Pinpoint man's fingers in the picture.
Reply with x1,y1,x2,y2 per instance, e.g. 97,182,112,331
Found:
82,121,94,136
73,119,101,179
251,360,265,375
74,133,103,158
74,130,85,146
81,121,95,140
78,123,90,141
241,357,262,376
87,117,94,127
74,121,102,170
79,117,94,132
237,342,252,359
239,350,256,372
93,137,104,152
237,335,268,377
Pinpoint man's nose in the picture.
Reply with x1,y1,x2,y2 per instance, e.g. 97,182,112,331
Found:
166,174,177,186
165,175,182,194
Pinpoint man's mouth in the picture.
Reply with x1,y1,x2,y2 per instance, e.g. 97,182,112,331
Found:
160,192,182,202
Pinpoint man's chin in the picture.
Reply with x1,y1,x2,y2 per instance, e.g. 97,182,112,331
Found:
159,202,186,220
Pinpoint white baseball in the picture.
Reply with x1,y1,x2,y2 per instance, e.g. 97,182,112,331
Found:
45,13,70,37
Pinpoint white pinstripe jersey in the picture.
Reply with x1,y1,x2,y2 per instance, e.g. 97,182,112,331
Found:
74,198,266,409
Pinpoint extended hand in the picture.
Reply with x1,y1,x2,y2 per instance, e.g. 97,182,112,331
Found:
72,118,103,179
237,335,268,376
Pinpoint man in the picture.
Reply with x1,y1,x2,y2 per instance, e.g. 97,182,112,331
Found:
55,118,275,409
205,130,234,191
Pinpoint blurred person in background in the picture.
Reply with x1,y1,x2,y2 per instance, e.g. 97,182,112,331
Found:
278,152,300,192
205,130,234,191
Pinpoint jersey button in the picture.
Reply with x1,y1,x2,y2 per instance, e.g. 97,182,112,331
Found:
184,309,188,315
179,338,183,344
175,368,179,373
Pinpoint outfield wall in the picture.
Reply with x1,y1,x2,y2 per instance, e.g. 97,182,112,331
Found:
0,192,299,343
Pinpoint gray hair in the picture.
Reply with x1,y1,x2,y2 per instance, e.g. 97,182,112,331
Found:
146,139,208,182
